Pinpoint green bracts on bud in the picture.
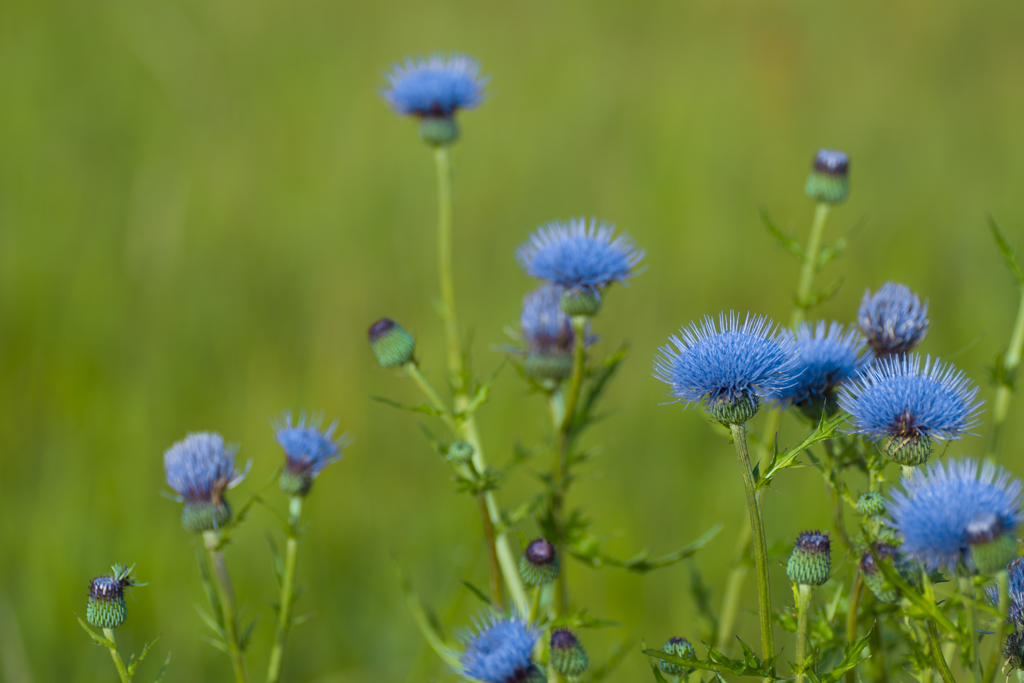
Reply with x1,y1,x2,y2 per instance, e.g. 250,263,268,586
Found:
419,116,459,146
279,468,313,497
182,500,232,534
970,533,1017,575
658,637,695,676
709,395,759,425
860,543,919,603
519,538,559,586
368,318,416,368
856,492,886,517
881,434,932,467
524,351,574,381
805,171,849,205
786,532,831,586
87,593,127,630
550,629,589,677
560,290,601,317
446,440,475,464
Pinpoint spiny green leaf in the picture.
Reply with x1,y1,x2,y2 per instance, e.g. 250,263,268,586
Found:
815,625,874,683
372,396,446,418
75,615,115,648
760,208,805,261
989,216,1024,284
756,411,846,491
395,560,461,668
569,524,722,573
152,653,172,683
456,361,505,420
127,636,161,676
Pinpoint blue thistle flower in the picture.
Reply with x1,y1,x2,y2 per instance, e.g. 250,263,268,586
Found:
888,458,1023,572
516,218,644,315
458,613,542,683
274,412,346,497
837,354,982,466
515,284,593,380
779,321,871,420
858,282,929,358
164,432,248,533
653,312,796,424
382,54,487,146
987,557,1024,626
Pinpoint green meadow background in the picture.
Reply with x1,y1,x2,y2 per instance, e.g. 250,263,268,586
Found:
2,0,1024,680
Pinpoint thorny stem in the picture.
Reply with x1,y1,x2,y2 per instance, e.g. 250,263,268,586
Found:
103,629,132,683
844,573,863,683
927,621,956,683
266,497,302,683
793,203,831,325
730,423,774,680
203,530,249,683
987,283,1024,462
795,584,813,683
477,489,504,610
983,570,1010,683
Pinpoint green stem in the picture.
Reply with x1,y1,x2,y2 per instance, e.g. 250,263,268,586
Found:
729,423,774,679
433,146,462,393
103,629,132,683
793,203,830,325
404,362,454,426
795,584,812,683
844,573,863,683
983,570,1010,683
477,489,504,610
927,621,956,683
987,283,1024,462
528,586,542,624
203,530,249,683
714,530,751,651
266,498,302,683
962,576,982,683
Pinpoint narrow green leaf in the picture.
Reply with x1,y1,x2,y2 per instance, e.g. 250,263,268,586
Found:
760,207,805,261
461,580,494,607
396,561,460,667
989,216,1024,284
456,361,505,419
152,653,171,683
75,615,115,648
570,524,722,573
127,637,161,676
201,636,230,653
194,604,226,637
371,396,445,417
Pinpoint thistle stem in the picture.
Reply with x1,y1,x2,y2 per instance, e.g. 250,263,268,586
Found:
793,203,831,325
528,586,542,624
715,517,752,652
103,629,131,683
962,576,982,683
844,574,863,683
730,422,774,679
794,584,813,683
987,283,1024,462
203,530,249,683
927,621,956,683
477,489,504,610
983,570,1010,683
266,497,302,683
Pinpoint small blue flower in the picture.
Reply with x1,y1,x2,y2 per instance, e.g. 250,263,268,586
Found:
653,312,796,423
838,354,982,444
520,284,596,353
382,54,486,117
516,218,644,295
458,613,540,683
813,149,849,176
889,458,1023,571
858,282,929,358
779,321,871,414
274,413,344,478
987,557,1024,625
164,433,247,503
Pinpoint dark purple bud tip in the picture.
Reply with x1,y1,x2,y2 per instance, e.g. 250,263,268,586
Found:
551,628,579,651
813,149,849,176
368,318,397,343
525,538,556,566
858,542,897,574
795,530,830,553
90,576,124,601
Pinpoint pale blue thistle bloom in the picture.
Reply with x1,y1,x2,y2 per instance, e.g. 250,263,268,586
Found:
858,282,930,358
458,613,541,683
382,54,486,117
779,321,871,417
520,284,597,353
164,432,248,503
515,218,645,296
838,354,982,444
274,413,344,480
653,312,796,423
987,557,1024,625
889,458,1023,571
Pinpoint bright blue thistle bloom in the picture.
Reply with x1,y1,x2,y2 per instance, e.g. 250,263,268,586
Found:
516,218,645,296
164,432,247,503
382,53,486,117
521,284,576,354
837,354,982,465
653,312,796,424
889,458,1023,572
779,321,871,418
858,282,929,358
458,613,541,683
987,557,1024,625
274,413,345,497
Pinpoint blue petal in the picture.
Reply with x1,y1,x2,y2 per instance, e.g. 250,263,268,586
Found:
382,54,486,117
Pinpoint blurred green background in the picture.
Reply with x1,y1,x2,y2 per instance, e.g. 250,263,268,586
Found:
2,0,1024,680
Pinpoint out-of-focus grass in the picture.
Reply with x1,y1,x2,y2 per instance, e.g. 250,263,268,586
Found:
1,0,1024,680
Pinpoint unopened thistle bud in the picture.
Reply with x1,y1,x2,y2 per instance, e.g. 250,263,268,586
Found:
368,318,416,368
882,434,932,467
786,531,831,586
966,512,1019,575
709,395,760,425
446,440,475,464
87,565,139,630
856,492,886,517
519,538,559,586
658,637,695,676
859,543,918,603
560,290,601,317
550,629,589,677
804,149,849,204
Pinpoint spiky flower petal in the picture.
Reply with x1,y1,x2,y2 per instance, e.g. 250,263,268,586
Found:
458,613,541,683
274,412,345,497
382,54,486,117
779,321,870,419
653,312,796,424
516,218,644,296
858,283,929,358
888,458,1023,572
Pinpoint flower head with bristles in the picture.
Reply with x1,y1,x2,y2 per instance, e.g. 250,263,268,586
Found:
87,564,143,630
837,354,982,466
273,412,346,497
164,432,248,533
382,54,486,117
516,219,644,299
513,284,594,380
779,321,871,419
653,312,796,424
858,282,929,359
457,613,541,683
787,530,832,586
987,557,1024,626
888,458,1023,572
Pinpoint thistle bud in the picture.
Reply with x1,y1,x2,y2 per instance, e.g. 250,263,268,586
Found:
368,318,416,368
182,501,232,534
856,492,886,517
786,531,831,586
524,352,574,381
519,538,559,586
859,542,918,603
87,565,138,630
419,116,459,147
550,629,589,676
446,440,475,464
1005,632,1024,672
708,395,759,426
966,512,1019,575
881,434,932,467
560,290,601,317
804,149,849,204
658,637,695,676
